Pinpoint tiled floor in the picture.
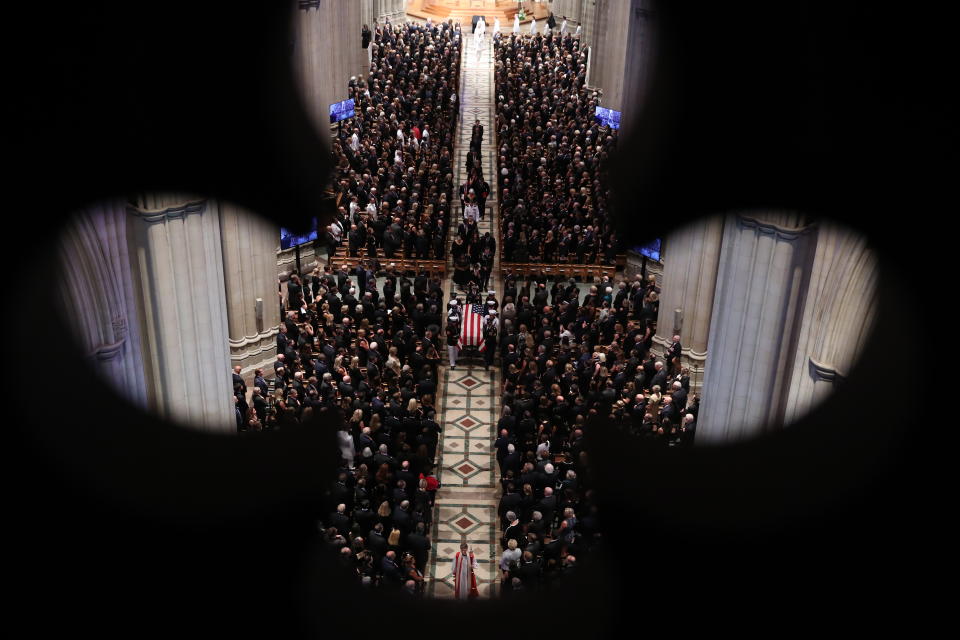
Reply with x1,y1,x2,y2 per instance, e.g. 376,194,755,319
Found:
426,29,503,599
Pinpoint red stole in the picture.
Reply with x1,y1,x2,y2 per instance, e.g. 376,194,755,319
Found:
453,551,478,599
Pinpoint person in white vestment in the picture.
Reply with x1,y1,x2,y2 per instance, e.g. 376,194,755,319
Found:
464,200,479,224
529,18,536,34
575,24,582,37
560,18,567,33
513,15,520,34
452,542,479,599
493,17,501,37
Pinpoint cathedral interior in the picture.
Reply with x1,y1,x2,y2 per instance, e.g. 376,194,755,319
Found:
11,0,936,632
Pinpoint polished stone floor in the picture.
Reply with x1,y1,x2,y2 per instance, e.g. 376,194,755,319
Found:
426,29,503,599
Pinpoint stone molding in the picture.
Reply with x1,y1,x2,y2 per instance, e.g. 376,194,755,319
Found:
228,326,280,348
808,356,845,383
127,199,207,223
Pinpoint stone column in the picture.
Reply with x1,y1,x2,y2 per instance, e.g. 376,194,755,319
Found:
696,212,816,443
652,215,724,392
219,202,282,378
58,198,148,408
782,222,878,424
294,0,367,145
584,0,656,135
127,196,234,431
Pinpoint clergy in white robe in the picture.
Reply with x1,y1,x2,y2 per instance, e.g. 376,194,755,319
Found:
560,18,567,33
529,18,536,34
493,17,501,36
575,24,582,37
513,15,520,34
451,543,479,599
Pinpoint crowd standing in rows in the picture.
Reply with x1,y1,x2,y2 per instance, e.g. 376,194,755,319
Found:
321,19,463,268
230,18,698,599
495,30,621,266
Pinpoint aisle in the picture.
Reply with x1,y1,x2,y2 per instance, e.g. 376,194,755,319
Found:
426,27,502,599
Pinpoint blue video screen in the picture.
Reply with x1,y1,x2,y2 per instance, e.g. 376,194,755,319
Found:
594,106,621,129
280,218,319,250
329,98,356,124
635,238,662,262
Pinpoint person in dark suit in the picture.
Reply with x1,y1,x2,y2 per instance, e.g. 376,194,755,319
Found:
471,119,483,153
253,368,269,397
650,360,668,392
501,511,523,550
232,365,246,395
494,428,515,469
499,483,522,520
537,486,557,527
391,500,413,534
510,551,541,590
666,334,683,375
367,523,388,563
286,274,302,311
671,380,688,414
380,551,403,588
500,443,521,476
328,503,352,537
404,522,431,572
680,412,697,447
252,387,267,423
276,324,289,355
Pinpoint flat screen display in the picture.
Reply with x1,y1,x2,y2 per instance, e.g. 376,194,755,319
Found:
280,217,319,250
594,106,621,129
329,98,356,124
635,238,662,262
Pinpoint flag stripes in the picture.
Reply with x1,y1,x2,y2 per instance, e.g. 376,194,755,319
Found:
458,304,485,351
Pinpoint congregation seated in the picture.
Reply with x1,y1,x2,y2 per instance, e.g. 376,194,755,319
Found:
494,30,621,266
322,20,463,267
492,269,698,594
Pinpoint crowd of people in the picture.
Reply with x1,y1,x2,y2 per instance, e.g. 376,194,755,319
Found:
494,30,621,265
229,16,700,599
321,19,463,265
489,266,698,594
232,19,471,597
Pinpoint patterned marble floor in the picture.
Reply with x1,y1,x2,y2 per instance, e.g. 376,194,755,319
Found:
426,28,503,599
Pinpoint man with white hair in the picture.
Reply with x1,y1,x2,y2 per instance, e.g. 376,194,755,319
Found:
502,510,523,549
680,413,697,446
650,359,668,392
501,442,520,476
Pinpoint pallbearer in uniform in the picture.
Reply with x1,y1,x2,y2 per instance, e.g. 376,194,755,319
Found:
483,309,498,370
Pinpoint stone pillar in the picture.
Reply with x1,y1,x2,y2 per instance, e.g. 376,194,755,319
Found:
127,196,234,431
552,0,584,27
219,203,282,378
652,215,724,392
293,0,368,145
696,212,816,443
580,0,600,47
58,198,148,408
782,222,878,424
584,0,656,135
